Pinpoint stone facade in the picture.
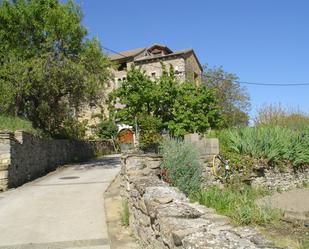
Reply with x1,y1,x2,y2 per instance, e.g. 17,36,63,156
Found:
112,44,203,86
121,153,283,249
0,131,115,191
184,133,219,156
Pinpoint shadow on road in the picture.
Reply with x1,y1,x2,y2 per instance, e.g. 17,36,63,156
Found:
72,155,122,171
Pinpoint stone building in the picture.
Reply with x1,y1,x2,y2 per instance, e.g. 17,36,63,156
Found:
79,44,203,137
111,43,203,88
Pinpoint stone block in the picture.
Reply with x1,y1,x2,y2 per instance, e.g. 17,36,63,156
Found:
157,217,210,247
205,138,219,155
0,170,8,179
0,163,9,171
184,133,219,155
144,186,187,218
0,178,8,191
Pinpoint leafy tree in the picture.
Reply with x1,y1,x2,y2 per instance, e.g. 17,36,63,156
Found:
0,0,112,138
202,65,250,127
109,66,157,126
109,66,222,137
168,82,222,136
153,64,178,126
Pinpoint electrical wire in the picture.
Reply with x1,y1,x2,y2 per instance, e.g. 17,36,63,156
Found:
102,46,309,87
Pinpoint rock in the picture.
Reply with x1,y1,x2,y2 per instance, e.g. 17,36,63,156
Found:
157,217,211,247
130,176,167,196
155,201,206,219
154,196,174,204
144,186,187,217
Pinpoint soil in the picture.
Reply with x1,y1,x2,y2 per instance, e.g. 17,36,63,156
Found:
258,188,309,221
257,188,309,249
259,220,309,249
104,174,141,249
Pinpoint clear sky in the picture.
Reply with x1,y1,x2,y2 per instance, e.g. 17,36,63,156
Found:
75,0,309,120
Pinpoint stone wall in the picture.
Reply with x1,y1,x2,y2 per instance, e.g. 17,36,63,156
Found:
121,154,282,249
200,158,309,191
250,167,309,191
0,131,115,191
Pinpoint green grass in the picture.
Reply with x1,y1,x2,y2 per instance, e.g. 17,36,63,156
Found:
191,185,282,225
121,200,129,227
0,115,39,134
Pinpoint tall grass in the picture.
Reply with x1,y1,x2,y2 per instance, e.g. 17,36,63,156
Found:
160,139,202,195
0,115,39,134
218,126,309,168
191,185,282,225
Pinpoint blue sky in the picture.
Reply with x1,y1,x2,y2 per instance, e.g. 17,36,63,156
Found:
75,0,309,120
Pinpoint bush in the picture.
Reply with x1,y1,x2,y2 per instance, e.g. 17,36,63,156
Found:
160,139,202,195
56,117,87,140
95,120,118,139
191,185,282,225
139,115,162,152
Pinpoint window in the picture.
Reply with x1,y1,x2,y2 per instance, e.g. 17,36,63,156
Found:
151,72,156,78
118,62,127,71
152,51,162,57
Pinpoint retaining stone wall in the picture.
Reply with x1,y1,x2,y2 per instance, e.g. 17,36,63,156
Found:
0,131,115,191
201,158,309,191
121,154,283,249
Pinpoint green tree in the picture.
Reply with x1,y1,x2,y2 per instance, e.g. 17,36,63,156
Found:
202,65,250,127
109,66,222,137
109,66,157,126
153,64,178,127
0,0,111,138
168,82,222,136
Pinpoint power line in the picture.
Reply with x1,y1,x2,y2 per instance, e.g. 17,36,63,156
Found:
103,45,309,87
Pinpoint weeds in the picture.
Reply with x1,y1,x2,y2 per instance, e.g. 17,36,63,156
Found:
191,185,282,225
121,200,129,227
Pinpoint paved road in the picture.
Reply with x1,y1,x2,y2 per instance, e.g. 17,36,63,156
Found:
0,155,121,249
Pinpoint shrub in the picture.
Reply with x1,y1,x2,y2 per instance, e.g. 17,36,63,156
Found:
139,115,162,152
191,185,282,225
160,138,202,195
56,117,87,140
95,120,118,139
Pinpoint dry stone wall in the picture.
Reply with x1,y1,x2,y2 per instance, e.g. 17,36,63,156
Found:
0,131,114,191
200,158,309,191
121,154,283,249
